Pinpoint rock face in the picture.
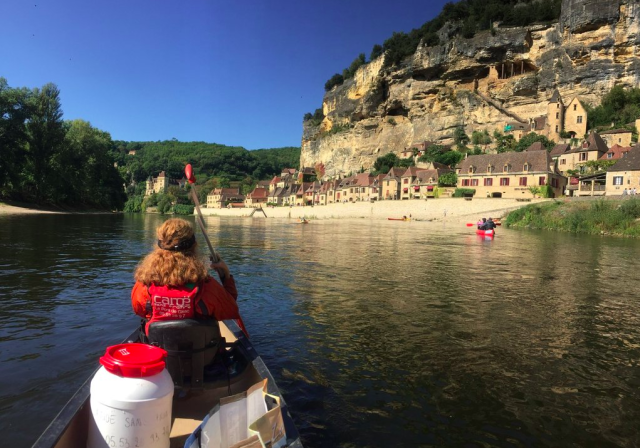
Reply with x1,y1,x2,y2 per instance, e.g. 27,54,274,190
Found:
301,0,640,178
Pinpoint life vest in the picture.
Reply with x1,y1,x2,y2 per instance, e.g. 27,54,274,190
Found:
145,284,202,333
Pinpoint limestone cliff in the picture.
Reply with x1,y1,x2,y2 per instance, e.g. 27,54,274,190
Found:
301,0,640,178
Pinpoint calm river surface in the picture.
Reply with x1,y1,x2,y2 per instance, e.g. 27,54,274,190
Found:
1,213,640,447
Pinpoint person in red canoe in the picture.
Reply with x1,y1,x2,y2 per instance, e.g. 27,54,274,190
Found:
131,218,244,335
485,217,497,231
478,218,487,230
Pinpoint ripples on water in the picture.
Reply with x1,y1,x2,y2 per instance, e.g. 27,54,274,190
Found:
1,214,639,447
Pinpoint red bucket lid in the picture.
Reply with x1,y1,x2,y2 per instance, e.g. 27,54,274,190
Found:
99,344,167,378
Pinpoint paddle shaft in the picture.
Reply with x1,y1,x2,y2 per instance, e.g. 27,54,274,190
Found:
189,187,221,264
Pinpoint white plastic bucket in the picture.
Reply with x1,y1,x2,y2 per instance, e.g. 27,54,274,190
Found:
87,344,174,448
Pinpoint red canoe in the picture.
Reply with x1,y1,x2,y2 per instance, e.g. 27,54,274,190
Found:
476,229,495,237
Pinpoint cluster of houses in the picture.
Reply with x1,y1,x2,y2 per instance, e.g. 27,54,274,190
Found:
205,163,454,208
144,90,640,207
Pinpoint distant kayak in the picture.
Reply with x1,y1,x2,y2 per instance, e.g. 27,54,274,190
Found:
388,218,410,221
298,219,309,224
476,229,495,237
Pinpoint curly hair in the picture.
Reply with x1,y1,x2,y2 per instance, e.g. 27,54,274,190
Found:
134,218,209,286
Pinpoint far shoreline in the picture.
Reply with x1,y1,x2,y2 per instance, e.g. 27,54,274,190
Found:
199,197,551,223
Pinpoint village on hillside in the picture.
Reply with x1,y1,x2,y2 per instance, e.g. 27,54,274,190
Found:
145,90,640,209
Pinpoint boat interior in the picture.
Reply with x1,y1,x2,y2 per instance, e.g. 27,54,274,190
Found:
33,320,301,448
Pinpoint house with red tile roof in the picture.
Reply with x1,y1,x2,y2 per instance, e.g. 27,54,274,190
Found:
244,187,269,208
269,176,281,192
600,144,632,161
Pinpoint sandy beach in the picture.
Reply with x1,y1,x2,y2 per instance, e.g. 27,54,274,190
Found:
0,201,65,215
200,198,549,223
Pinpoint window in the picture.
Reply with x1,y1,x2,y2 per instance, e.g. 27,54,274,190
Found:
579,153,587,161
504,164,511,173
523,163,530,172
619,138,622,143
462,179,470,186
403,178,408,184
350,188,353,193
469,166,476,174
519,177,528,186
607,153,613,159
560,158,566,165
500,178,510,186
551,178,558,188
484,178,493,186
574,104,577,111
539,177,546,186
386,181,389,186
487,165,494,173
555,125,559,132
577,116,583,124
471,179,479,186
556,113,559,119
613,176,623,186
557,103,560,109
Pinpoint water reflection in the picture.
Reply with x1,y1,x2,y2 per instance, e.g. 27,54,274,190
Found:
1,215,639,447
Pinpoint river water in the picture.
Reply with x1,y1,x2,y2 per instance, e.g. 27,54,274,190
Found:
1,213,639,447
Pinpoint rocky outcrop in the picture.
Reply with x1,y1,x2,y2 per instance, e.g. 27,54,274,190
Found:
301,0,640,178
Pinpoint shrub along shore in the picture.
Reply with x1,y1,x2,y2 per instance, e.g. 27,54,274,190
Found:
505,198,640,237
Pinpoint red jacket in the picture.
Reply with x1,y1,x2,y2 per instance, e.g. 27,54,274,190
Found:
131,275,240,324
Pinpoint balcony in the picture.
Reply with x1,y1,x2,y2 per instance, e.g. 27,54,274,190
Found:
579,184,606,192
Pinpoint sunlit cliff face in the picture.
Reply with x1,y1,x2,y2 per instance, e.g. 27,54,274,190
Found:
302,0,640,179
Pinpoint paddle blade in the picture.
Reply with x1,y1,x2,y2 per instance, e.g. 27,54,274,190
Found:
185,164,196,184
466,223,474,227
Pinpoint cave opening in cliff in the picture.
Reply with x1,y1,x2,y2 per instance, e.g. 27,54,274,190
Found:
494,60,537,80
387,105,409,117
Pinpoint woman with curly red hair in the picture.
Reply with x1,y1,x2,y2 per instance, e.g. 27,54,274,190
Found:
131,218,245,334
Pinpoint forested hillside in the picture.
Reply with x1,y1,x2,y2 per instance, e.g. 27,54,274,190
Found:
112,141,299,185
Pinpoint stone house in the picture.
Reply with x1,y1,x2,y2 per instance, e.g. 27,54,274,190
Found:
456,146,566,198
382,167,404,200
206,188,244,208
563,97,588,139
244,187,269,208
145,171,186,196
556,132,609,175
400,167,427,200
599,129,633,148
415,168,452,198
605,144,640,196
268,187,286,206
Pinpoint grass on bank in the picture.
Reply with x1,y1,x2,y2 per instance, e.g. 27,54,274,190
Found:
504,199,640,237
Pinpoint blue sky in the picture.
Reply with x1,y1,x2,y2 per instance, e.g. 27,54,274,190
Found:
1,0,449,149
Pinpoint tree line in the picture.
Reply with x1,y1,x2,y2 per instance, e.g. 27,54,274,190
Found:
0,78,126,209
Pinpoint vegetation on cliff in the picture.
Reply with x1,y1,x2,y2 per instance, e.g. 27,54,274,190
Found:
0,78,126,209
505,199,640,237
315,0,563,98
586,85,640,134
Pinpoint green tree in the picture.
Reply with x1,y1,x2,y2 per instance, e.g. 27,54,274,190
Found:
373,153,399,174
0,78,31,198
370,44,383,61
514,132,555,152
25,83,67,203
454,126,470,149
438,172,458,187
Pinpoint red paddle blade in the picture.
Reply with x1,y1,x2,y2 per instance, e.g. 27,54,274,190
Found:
466,223,474,227
185,164,196,184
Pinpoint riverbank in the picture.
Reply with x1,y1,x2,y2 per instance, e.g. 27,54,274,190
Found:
504,198,640,237
0,201,65,215
200,198,549,223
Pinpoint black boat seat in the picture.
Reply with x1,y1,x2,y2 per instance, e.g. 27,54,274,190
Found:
147,319,221,390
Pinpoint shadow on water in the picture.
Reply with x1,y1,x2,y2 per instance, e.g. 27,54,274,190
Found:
1,215,640,447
